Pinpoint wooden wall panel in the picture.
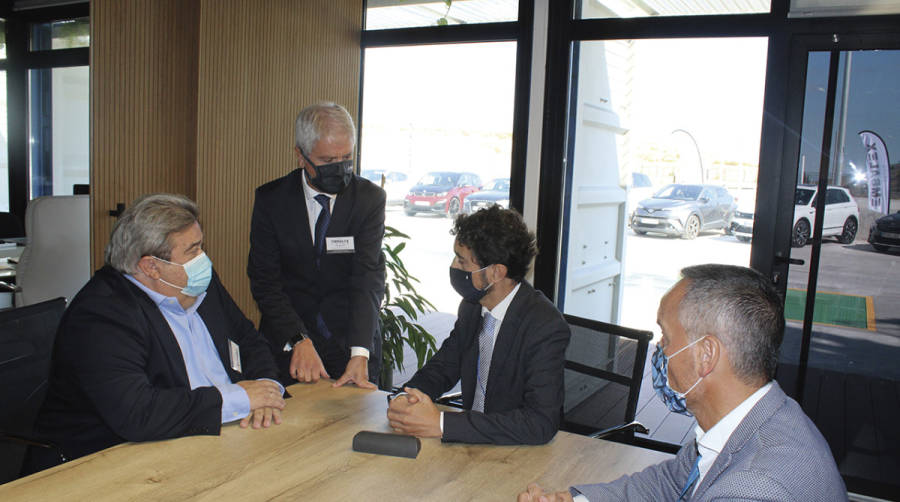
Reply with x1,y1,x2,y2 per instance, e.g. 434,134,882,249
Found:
90,0,200,269
195,0,363,321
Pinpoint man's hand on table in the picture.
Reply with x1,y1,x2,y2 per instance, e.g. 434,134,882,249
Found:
238,379,286,410
236,379,285,429
290,338,330,383
386,387,441,438
240,407,282,429
333,355,376,389
517,483,573,502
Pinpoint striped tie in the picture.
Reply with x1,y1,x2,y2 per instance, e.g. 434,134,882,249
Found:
472,313,496,413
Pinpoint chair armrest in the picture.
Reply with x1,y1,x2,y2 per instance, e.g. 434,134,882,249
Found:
434,391,464,409
0,281,21,293
588,420,649,440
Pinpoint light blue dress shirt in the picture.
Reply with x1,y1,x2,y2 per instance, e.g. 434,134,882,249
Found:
125,275,281,423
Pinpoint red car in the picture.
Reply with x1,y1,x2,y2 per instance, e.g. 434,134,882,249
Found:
403,171,482,217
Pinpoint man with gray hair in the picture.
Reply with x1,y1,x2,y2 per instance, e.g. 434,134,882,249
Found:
519,264,846,501
26,194,284,473
249,102,385,389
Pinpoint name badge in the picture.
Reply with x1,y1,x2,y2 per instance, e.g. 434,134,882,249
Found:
229,340,242,373
326,236,355,254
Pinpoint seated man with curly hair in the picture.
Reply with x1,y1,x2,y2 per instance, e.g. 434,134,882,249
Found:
387,205,571,445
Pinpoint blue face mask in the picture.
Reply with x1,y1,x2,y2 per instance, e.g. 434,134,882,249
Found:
153,252,213,297
650,336,706,416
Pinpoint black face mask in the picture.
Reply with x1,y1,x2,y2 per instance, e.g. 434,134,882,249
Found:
449,266,493,303
300,150,353,194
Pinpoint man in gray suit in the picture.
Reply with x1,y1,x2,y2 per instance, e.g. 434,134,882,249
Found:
519,264,846,502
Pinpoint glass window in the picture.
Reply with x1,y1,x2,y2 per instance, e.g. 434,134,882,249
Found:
29,17,89,51
790,0,900,17
360,41,516,317
365,0,518,30
577,0,769,19
28,66,89,198
558,37,768,447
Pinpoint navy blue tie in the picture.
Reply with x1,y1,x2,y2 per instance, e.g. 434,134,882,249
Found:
313,194,332,338
314,194,331,259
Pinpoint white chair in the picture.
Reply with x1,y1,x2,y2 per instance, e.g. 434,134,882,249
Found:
14,195,90,307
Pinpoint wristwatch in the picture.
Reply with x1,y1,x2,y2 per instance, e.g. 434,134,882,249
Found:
283,331,309,351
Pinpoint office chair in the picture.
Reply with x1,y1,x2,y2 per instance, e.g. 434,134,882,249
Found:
15,195,90,307
0,297,67,484
561,314,652,444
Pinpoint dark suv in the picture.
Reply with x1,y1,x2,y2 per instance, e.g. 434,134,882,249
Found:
403,171,482,217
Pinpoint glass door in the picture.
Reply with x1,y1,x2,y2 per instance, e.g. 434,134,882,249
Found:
776,42,900,498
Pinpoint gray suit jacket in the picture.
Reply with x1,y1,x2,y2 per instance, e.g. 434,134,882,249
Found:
572,382,846,501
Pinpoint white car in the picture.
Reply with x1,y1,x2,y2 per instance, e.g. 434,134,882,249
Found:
731,197,755,242
791,185,859,247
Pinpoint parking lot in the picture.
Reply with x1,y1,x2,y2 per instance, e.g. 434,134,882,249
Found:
386,205,900,379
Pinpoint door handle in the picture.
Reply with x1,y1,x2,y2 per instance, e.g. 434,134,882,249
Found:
774,255,805,266
109,202,125,218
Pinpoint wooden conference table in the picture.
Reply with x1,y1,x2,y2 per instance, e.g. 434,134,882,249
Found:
1,381,672,501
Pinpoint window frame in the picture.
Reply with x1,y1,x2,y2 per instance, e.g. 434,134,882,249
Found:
2,1,89,221
360,1,534,216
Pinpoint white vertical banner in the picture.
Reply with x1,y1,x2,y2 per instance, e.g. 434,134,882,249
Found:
859,130,891,215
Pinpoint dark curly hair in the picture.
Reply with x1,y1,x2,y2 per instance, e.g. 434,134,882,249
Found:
451,205,537,282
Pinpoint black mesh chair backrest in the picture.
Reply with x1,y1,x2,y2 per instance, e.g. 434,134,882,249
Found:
561,314,652,440
0,297,66,483
0,212,25,239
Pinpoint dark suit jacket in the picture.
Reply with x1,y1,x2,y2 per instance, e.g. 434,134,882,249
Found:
248,170,386,354
29,265,279,468
404,282,571,445
572,382,847,501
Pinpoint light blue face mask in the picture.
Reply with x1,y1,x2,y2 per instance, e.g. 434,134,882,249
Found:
153,252,213,297
650,336,706,416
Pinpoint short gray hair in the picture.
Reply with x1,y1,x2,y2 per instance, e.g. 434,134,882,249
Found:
104,193,200,274
294,102,356,154
677,264,784,383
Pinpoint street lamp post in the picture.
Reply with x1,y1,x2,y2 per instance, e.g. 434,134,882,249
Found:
671,128,704,184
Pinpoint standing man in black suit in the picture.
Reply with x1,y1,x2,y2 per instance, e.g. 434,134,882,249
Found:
387,206,571,444
27,194,284,472
248,102,385,389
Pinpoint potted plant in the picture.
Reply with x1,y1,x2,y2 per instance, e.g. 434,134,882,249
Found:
379,225,438,390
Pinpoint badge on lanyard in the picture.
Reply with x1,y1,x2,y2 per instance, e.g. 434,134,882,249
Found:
228,340,242,373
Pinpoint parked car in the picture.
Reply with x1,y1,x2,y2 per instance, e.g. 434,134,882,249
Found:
403,171,482,217
791,185,859,247
361,169,411,206
867,210,900,253
630,184,736,240
731,206,755,243
463,178,509,214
